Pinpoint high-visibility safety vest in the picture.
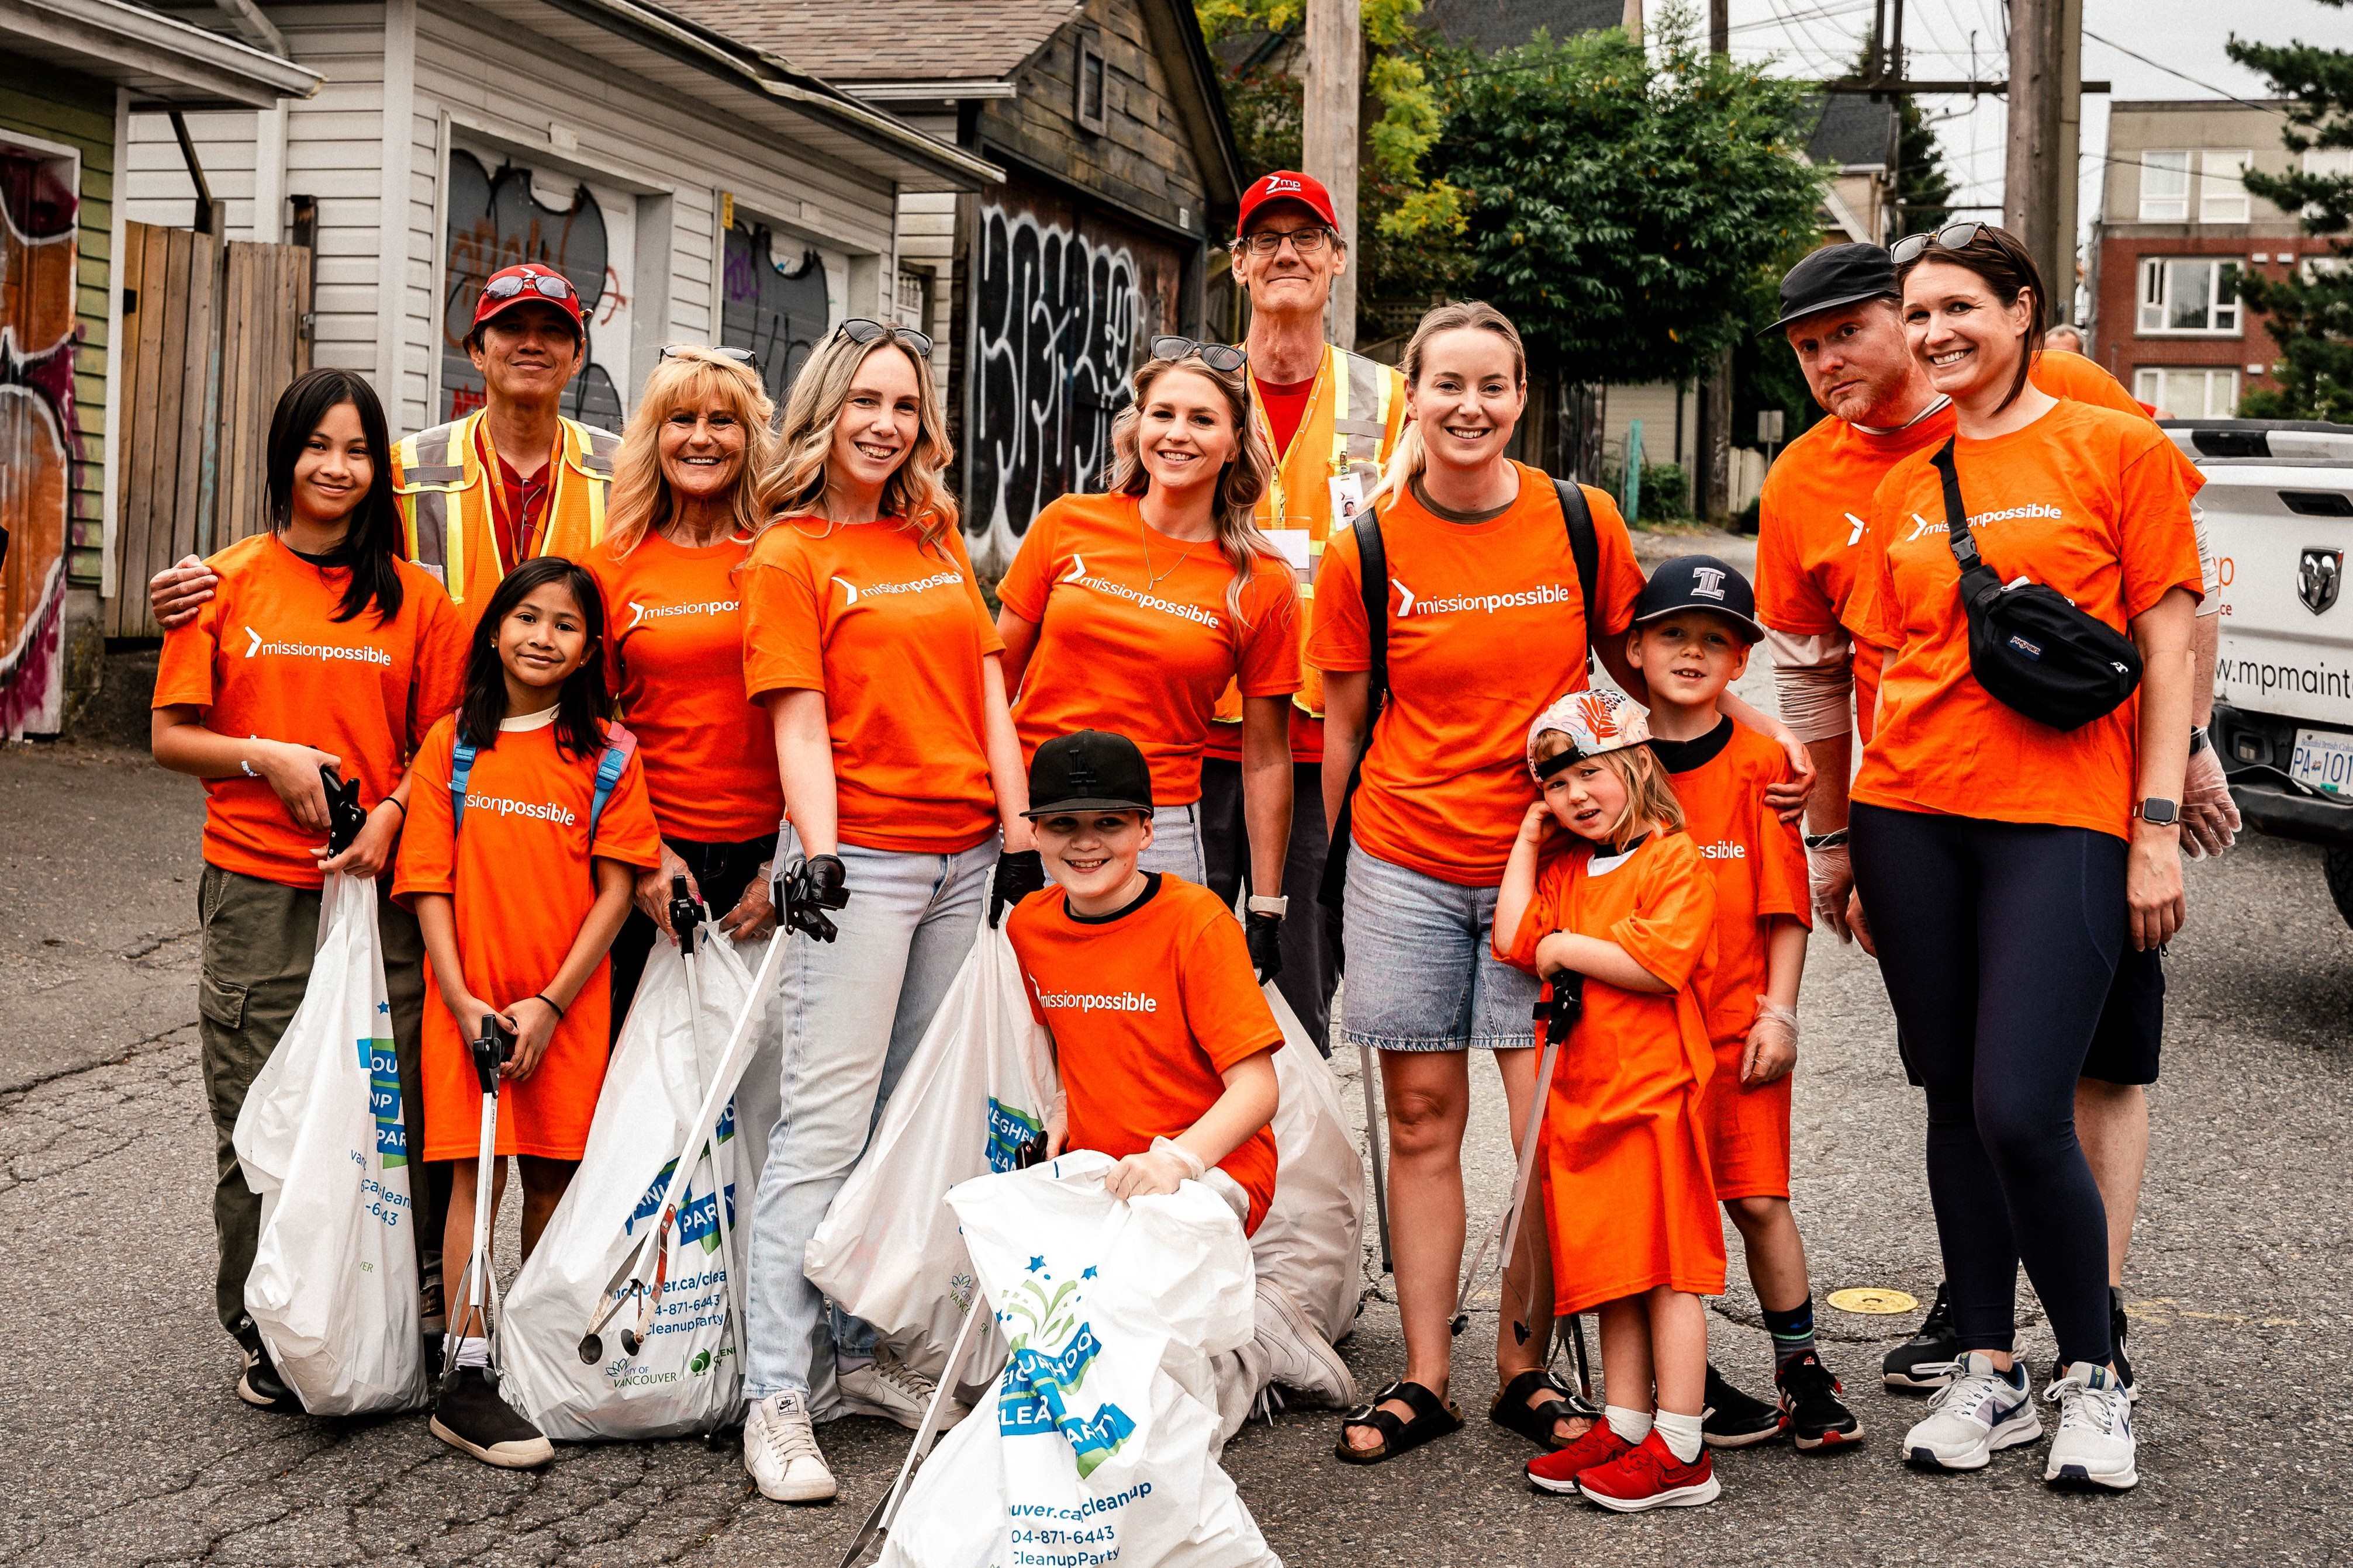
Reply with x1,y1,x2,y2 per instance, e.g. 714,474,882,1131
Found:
390,412,620,628
1212,343,1406,726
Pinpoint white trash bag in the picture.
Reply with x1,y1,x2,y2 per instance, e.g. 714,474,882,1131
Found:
498,933,768,1441
1255,988,1366,1346
804,918,1059,1380
881,1153,1281,1568
233,871,429,1415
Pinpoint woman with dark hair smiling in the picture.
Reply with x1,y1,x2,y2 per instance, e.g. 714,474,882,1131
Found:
151,367,466,1414
1833,224,2200,1492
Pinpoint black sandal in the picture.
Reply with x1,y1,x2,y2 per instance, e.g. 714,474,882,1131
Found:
1333,1378,1464,1465
1488,1368,1597,1451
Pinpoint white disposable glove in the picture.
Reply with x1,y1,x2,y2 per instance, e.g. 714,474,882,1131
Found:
1809,843,1855,942
1106,1137,1205,1204
2179,746,2240,860
1742,999,1800,1086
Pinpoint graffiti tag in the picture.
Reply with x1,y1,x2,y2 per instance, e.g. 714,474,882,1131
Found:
721,224,832,407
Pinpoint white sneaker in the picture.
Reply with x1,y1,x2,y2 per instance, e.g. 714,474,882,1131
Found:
1252,1280,1357,1409
1901,1351,2042,1471
744,1391,836,1503
837,1349,953,1431
2043,1362,2138,1491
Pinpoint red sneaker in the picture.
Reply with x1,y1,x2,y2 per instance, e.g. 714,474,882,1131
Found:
1575,1430,1722,1512
1525,1421,1632,1495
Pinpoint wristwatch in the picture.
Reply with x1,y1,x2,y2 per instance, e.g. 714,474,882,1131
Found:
1246,894,1289,918
2136,798,2181,827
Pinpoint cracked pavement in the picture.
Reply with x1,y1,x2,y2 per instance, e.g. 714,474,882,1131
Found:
6,660,2352,1564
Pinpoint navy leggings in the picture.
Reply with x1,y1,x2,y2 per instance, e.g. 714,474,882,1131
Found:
1850,803,2121,1367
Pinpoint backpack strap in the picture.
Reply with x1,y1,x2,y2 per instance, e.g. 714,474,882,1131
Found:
1353,510,1390,719
589,723,638,836
1553,479,1602,670
448,736,479,831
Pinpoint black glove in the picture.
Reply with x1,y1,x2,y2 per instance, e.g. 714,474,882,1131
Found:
776,853,848,942
1246,910,1284,984
990,849,1047,928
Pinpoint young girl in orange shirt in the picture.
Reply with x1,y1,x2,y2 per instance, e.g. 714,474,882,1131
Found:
394,556,661,1469
1491,687,1725,1512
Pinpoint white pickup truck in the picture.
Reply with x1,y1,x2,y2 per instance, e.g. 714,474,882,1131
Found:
2167,420,2353,930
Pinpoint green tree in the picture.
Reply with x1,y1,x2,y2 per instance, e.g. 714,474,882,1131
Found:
2229,1,2353,419
1892,95,1958,234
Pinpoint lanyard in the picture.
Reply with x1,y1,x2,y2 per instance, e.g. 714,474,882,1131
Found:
479,423,563,572
1252,346,1330,530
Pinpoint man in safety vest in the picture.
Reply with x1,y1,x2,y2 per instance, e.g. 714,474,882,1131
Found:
1201,169,1406,1052
146,262,619,634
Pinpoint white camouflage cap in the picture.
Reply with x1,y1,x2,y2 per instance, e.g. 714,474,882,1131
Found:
1526,687,1653,783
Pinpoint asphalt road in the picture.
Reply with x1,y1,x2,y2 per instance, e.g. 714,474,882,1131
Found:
5,605,2350,1565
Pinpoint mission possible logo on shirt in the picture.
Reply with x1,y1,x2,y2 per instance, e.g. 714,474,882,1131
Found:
1029,984,1161,1015
1059,554,1224,630
241,625,392,666
1390,579,1577,617
627,598,737,629
831,570,963,611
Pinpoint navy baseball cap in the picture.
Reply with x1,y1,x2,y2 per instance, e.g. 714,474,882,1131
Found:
1764,242,1898,335
1632,555,1763,642
1023,729,1155,818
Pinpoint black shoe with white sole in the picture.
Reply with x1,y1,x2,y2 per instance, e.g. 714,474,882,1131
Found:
1702,1362,1784,1448
236,1335,303,1414
1882,1282,1959,1392
431,1367,554,1469
1776,1350,1863,1451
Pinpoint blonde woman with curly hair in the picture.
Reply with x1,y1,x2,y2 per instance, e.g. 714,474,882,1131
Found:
583,345,783,1024
996,340,1298,927
733,319,1033,1505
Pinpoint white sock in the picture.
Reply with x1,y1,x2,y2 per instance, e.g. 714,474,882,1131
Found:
1654,1408,1704,1464
448,1334,490,1370
1604,1404,1653,1445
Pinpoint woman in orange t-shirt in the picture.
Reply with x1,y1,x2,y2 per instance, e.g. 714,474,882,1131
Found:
1839,226,2199,1489
152,368,464,1414
733,320,1035,1502
585,346,785,1026
997,341,1299,975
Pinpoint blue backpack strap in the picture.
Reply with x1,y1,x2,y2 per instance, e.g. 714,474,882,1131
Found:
449,737,479,830
589,723,637,836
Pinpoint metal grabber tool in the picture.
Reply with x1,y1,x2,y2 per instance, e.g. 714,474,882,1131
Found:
1452,971,1583,1344
1357,1039,1394,1277
447,1012,514,1373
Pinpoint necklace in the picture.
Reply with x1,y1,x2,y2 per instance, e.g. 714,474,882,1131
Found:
1138,504,1203,591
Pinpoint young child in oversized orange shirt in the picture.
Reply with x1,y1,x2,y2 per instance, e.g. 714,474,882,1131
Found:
1625,556,1860,1456
1492,687,1725,1513
393,556,660,1470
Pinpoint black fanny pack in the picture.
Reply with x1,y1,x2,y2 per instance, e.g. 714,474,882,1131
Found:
1930,438,2141,732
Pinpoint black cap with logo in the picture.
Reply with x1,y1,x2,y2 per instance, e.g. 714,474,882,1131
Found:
1633,554,1764,642
1023,729,1156,818
1764,241,1899,335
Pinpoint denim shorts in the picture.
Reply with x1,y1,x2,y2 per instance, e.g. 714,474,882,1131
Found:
1336,841,1540,1053
1138,803,1205,884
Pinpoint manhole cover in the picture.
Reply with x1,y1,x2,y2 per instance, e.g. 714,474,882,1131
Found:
1827,1287,1918,1316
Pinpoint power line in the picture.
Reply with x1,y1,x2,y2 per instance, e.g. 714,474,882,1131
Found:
2082,29,2287,116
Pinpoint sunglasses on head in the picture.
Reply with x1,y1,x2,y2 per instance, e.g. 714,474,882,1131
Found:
659,344,758,365
836,319,934,358
481,269,575,303
1891,221,1985,268
1150,335,1248,373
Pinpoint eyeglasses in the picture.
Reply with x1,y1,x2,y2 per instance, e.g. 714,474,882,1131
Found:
1891,221,1985,267
660,344,758,365
480,268,575,302
1241,224,1333,256
836,318,934,358
1149,336,1248,373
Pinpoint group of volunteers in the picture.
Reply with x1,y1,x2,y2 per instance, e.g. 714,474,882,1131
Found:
147,162,2217,1520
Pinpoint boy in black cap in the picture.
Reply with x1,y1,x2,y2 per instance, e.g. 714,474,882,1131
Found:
1004,730,1355,1418
1627,557,1862,1455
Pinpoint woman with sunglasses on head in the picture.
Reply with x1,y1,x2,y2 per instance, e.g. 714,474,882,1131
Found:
585,345,785,1025
995,338,1298,958
733,319,1034,1505
1834,224,2199,1492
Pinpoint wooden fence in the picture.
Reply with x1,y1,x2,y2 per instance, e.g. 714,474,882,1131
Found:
110,221,311,637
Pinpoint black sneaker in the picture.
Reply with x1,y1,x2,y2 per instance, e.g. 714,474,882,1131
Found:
1701,1362,1784,1448
1882,1282,1960,1392
235,1333,303,1414
1776,1349,1863,1451
430,1366,554,1469
2048,1287,2140,1407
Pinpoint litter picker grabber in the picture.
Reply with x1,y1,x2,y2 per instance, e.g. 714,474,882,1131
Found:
665,876,754,1435
1357,1041,1394,1277
447,1013,514,1374
835,1283,994,1568
1452,971,1583,1343
320,767,369,859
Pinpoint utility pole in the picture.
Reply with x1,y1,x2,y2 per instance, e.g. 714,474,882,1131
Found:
1700,0,1733,522
2005,0,2084,324
1303,0,1361,349
1622,0,1643,44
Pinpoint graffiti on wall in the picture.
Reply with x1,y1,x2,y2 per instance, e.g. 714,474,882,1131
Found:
443,152,634,431
721,223,834,409
968,204,1142,570
0,147,79,739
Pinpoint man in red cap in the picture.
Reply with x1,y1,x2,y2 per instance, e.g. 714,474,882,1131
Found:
1200,170,1406,1055
148,262,620,634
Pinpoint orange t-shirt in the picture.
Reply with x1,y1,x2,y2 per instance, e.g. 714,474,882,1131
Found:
998,492,1300,806
1007,875,1281,1234
153,534,465,889
393,710,662,1160
1850,400,2205,840
1497,832,1725,1316
585,528,782,843
1308,465,1646,886
738,517,1005,854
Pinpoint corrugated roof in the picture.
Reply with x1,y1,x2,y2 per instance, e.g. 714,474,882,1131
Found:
671,0,1081,82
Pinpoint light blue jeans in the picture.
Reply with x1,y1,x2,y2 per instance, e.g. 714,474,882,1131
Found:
1138,803,1205,883
1336,839,1539,1052
742,828,994,1401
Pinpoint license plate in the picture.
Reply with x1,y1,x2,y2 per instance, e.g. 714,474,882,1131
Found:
2290,728,2353,797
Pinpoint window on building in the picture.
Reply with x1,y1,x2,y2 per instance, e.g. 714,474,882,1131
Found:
2134,367,2241,419
2303,147,2353,219
1075,36,1107,134
894,266,931,333
2138,257,2243,334
2139,150,2192,221
2199,150,2252,222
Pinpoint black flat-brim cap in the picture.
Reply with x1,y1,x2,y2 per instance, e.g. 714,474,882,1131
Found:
1022,728,1156,818
1762,241,1899,336
1632,553,1765,641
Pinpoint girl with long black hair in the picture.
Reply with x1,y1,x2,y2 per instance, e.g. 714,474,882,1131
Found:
153,367,467,1414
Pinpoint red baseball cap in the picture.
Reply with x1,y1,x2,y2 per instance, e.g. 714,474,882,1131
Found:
1238,170,1340,236
471,263,584,336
